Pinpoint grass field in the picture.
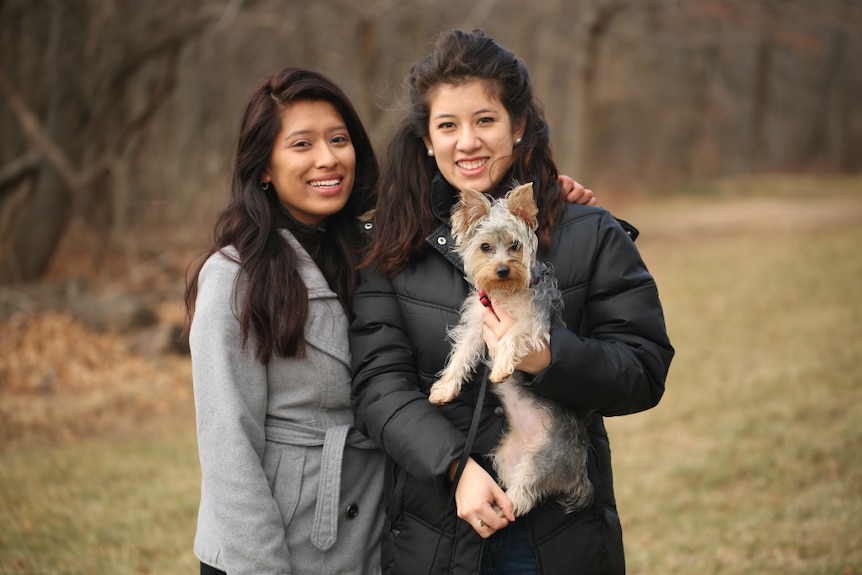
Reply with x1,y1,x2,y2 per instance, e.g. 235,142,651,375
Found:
1,175,860,574
607,176,862,575
0,434,200,574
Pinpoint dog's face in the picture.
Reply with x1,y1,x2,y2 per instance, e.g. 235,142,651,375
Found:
451,183,539,294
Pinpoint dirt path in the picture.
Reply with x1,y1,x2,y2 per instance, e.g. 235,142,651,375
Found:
620,195,862,241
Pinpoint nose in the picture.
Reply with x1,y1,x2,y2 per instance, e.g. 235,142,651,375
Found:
495,265,510,279
315,144,338,167
457,126,479,151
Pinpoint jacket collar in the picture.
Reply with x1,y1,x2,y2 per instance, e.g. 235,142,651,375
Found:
429,171,459,225
426,172,464,271
279,229,331,295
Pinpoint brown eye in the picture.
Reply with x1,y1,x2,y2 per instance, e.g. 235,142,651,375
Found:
511,240,521,251
481,243,492,253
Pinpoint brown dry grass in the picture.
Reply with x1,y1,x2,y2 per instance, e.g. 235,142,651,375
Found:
0,303,194,447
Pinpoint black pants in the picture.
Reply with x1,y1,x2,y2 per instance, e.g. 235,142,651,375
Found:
200,563,226,575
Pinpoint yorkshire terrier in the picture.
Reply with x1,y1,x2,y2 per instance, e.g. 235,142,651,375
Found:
428,183,593,516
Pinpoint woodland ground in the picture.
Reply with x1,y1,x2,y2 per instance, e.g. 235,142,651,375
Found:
0,174,860,574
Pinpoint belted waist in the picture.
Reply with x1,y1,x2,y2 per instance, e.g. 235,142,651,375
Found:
264,419,377,552
265,418,376,449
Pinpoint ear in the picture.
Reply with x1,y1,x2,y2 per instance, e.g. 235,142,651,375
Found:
422,136,433,156
507,183,538,230
513,119,526,145
451,188,491,241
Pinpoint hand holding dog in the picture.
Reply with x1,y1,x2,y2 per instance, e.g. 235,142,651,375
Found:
452,457,515,537
481,301,551,376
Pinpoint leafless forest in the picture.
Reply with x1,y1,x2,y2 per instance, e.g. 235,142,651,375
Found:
1,0,860,286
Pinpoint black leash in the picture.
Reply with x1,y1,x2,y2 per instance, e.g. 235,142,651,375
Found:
427,368,489,575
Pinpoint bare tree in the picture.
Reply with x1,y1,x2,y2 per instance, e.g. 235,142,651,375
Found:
0,0,237,285
2,0,860,290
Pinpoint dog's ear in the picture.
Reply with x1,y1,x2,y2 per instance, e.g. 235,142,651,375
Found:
507,183,538,230
451,189,491,241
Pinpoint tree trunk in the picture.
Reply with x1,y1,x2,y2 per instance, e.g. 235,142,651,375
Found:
356,16,380,133
1,1,79,284
569,0,631,182
806,22,847,169
750,37,773,171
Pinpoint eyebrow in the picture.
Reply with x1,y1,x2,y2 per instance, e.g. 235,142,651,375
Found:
285,124,349,139
431,108,499,121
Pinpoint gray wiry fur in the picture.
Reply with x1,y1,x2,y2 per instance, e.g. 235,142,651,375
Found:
429,184,594,516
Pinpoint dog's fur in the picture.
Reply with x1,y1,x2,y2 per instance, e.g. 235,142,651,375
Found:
428,183,593,516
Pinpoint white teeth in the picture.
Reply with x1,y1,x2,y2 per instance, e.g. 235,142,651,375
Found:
310,178,340,188
457,159,487,170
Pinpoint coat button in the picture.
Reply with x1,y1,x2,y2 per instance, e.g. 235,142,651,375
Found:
494,406,505,417
437,236,447,245
345,503,359,519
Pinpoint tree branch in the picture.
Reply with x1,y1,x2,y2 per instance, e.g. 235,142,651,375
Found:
0,42,181,198
0,150,41,192
0,70,86,203
75,46,182,192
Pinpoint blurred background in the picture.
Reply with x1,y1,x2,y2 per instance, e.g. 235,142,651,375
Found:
1,1,860,573
1,0,859,285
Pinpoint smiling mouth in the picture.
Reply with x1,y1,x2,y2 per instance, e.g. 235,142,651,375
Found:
456,159,488,170
310,178,342,189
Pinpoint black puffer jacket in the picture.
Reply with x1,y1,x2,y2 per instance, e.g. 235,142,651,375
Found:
350,177,674,575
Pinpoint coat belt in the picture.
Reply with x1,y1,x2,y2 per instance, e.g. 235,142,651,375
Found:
265,419,377,551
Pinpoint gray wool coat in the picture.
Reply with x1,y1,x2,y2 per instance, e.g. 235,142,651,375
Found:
191,230,385,575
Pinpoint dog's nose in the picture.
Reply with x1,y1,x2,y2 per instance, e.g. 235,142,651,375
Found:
496,266,510,279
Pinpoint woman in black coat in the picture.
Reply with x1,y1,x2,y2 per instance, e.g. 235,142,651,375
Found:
350,29,674,575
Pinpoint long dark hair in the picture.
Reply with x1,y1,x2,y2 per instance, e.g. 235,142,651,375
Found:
364,29,562,276
185,67,378,363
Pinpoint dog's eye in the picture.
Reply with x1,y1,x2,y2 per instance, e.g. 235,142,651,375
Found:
481,243,492,253
510,240,521,251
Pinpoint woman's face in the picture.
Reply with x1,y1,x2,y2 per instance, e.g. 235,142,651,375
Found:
262,99,356,226
423,81,524,194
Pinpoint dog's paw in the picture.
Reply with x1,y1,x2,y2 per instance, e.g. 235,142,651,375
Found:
489,366,513,384
507,488,537,517
428,380,458,405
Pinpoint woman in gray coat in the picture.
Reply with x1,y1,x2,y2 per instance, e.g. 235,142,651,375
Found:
184,67,385,575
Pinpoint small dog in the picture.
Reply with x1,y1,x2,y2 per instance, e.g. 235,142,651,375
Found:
428,183,593,516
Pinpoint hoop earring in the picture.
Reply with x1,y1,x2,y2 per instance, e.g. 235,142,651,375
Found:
427,149,434,157
261,181,270,190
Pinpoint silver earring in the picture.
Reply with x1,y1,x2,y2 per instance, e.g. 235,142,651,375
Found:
515,137,522,144
427,149,434,157
261,181,270,190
